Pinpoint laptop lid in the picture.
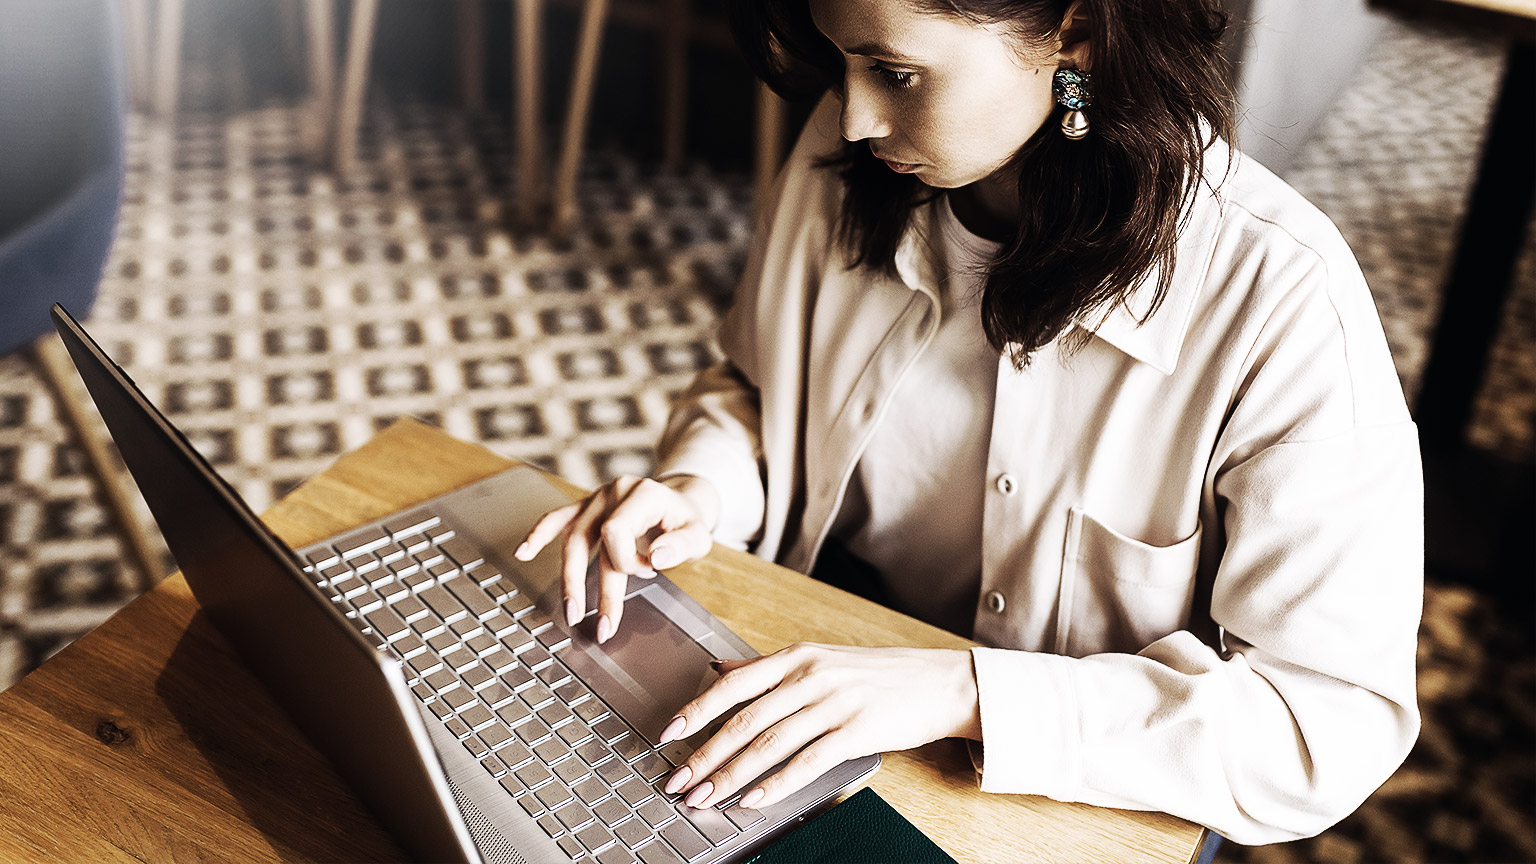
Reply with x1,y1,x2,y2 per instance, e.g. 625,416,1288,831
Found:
50,304,482,864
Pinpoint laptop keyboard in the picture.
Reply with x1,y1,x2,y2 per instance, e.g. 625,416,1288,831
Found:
302,513,765,863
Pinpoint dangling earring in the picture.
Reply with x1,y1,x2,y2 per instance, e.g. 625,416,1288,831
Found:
1053,68,1092,140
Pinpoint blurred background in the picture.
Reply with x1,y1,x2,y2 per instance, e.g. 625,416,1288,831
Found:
0,0,1531,861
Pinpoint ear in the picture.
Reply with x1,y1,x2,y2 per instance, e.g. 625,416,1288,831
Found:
1055,1,1093,71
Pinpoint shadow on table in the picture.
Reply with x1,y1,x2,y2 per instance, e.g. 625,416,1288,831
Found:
154,611,409,863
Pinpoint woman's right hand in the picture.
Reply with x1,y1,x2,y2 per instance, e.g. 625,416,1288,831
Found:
515,474,719,644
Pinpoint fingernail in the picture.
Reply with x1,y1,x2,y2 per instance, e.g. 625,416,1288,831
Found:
664,765,691,795
684,781,713,809
708,659,725,671
738,788,764,810
640,569,658,579
597,614,613,644
515,541,531,561
565,598,581,627
650,545,677,569
659,715,686,744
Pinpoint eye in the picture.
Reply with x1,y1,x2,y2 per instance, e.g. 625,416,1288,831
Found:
867,62,917,91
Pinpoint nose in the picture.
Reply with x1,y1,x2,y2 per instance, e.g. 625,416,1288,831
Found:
839,77,890,142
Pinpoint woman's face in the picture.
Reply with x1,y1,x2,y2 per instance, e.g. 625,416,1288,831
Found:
808,0,1066,191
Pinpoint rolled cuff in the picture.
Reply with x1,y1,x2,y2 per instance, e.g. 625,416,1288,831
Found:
970,646,1082,801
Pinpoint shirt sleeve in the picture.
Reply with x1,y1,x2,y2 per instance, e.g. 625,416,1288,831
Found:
653,359,767,550
970,254,1423,844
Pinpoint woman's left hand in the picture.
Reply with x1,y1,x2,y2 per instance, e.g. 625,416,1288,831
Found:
657,643,982,811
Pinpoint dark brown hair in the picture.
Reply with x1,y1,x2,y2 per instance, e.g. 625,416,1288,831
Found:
732,0,1235,367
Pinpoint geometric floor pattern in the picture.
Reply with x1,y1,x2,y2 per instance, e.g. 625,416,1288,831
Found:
0,12,1531,864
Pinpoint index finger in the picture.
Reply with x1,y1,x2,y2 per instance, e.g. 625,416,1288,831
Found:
659,655,782,744
516,502,580,561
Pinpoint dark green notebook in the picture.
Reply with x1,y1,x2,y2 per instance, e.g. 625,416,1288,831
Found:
746,787,958,864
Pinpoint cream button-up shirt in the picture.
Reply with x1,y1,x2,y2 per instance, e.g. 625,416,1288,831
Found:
655,98,1422,844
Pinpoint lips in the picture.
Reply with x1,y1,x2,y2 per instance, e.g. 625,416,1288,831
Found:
871,147,920,174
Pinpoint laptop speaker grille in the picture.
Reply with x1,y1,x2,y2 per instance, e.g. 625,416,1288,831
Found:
446,775,527,864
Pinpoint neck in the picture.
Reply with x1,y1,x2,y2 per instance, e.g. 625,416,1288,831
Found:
948,172,1018,242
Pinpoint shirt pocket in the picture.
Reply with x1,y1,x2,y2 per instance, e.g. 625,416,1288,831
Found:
1055,507,1202,658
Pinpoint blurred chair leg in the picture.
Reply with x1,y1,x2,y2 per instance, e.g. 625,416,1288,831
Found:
34,335,165,594
513,0,545,226
456,0,485,112
551,0,610,235
754,81,785,215
121,0,154,110
151,0,185,117
334,0,380,172
659,0,688,171
302,0,338,159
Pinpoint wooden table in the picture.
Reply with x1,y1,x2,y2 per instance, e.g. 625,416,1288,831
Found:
0,420,1204,863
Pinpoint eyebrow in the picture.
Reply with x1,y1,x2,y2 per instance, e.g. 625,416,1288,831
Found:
841,42,923,62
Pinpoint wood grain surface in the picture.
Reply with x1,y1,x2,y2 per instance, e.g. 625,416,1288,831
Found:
0,419,1203,863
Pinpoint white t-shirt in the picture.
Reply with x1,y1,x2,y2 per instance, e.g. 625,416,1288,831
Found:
832,195,999,635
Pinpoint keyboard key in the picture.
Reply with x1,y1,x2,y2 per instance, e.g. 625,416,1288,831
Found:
555,680,587,703
633,753,671,783
657,741,693,767
659,820,711,861
537,782,574,810
573,775,611,806
353,588,384,613
539,627,574,652
523,683,557,709
516,717,554,745
447,577,499,619
521,645,554,669
594,796,631,827
554,756,591,785
412,615,446,639
636,798,676,829
482,577,517,601
538,812,565,838
595,757,631,785
496,701,532,727
444,648,479,673
483,647,518,672
481,753,508,777
409,653,443,677
364,606,408,640
419,585,467,622
637,838,687,864
616,817,655,849
394,633,427,658
523,609,555,635
614,776,654,807
332,575,366,599
557,802,597,832
597,844,637,864
483,611,520,637
442,687,476,712
534,736,570,764
503,776,533,804
339,529,390,559
679,804,737,846
503,593,536,618
613,735,647,763
723,805,764,831
515,761,554,790
594,716,629,743
538,701,574,728
424,668,457,693
461,664,494,690
502,629,535,654
577,739,615,766
558,721,595,747
427,631,459,655
450,617,485,639
429,700,452,720
462,736,489,759
436,535,485,571
385,513,439,540
577,822,616,853
557,835,584,859
460,703,495,730
574,698,611,724
444,716,472,739
411,683,433,702
538,663,574,687
481,681,515,707
466,633,499,656
498,741,535,768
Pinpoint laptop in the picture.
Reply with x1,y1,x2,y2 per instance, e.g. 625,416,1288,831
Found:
50,304,879,864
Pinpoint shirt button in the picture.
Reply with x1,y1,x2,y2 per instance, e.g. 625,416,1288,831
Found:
984,590,1006,614
995,474,1017,495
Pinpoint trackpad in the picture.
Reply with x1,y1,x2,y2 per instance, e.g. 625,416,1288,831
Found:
564,593,719,744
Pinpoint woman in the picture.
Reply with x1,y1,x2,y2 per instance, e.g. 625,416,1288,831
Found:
518,0,1422,844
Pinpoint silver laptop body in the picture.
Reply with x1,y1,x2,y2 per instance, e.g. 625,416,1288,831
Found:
51,304,879,864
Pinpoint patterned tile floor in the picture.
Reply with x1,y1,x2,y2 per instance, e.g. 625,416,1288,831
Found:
0,12,1531,864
